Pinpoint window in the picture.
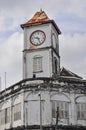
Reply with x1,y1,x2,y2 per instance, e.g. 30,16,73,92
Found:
53,57,58,74
1,109,5,125
14,103,21,121
1,107,10,125
77,103,86,120
56,37,59,53
33,56,42,72
52,33,56,49
5,107,10,123
52,101,69,119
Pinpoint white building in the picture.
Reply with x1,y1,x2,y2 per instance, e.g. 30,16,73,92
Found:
0,10,86,130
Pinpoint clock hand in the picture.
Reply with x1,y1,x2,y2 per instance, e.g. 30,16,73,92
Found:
37,38,41,44
35,37,41,44
34,36,38,39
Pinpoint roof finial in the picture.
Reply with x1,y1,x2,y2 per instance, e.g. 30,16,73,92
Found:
40,8,43,12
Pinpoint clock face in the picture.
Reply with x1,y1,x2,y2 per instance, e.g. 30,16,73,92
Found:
30,30,46,46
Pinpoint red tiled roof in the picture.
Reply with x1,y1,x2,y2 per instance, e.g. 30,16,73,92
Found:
21,10,61,34
27,10,50,23
21,10,50,27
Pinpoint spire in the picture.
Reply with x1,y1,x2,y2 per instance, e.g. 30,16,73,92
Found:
21,10,61,34
40,8,43,12
21,10,50,28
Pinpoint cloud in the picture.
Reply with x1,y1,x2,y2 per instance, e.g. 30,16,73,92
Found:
0,0,86,32
0,32,23,89
0,0,86,89
60,33,86,79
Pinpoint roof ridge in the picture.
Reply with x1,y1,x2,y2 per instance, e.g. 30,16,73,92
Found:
60,67,82,79
21,10,50,26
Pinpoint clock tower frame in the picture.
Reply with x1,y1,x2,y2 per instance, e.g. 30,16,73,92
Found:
21,10,61,79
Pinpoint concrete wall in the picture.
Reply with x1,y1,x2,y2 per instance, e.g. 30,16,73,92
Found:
24,23,51,50
23,22,60,79
0,92,23,130
0,84,86,130
23,49,53,79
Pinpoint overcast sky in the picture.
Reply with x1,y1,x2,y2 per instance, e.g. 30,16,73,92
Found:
0,0,86,90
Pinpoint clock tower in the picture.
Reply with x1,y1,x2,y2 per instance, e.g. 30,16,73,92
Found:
21,10,61,79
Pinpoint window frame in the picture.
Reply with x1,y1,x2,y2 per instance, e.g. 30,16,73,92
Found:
33,55,43,73
1,109,5,125
1,107,10,125
13,103,21,121
5,107,10,124
77,103,86,120
53,57,58,74
52,100,69,119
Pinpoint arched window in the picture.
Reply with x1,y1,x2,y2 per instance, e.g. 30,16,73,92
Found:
13,96,21,121
53,57,58,74
52,101,69,119
13,103,21,121
0,101,11,125
52,33,56,49
77,103,86,120
76,96,86,120
33,55,43,73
